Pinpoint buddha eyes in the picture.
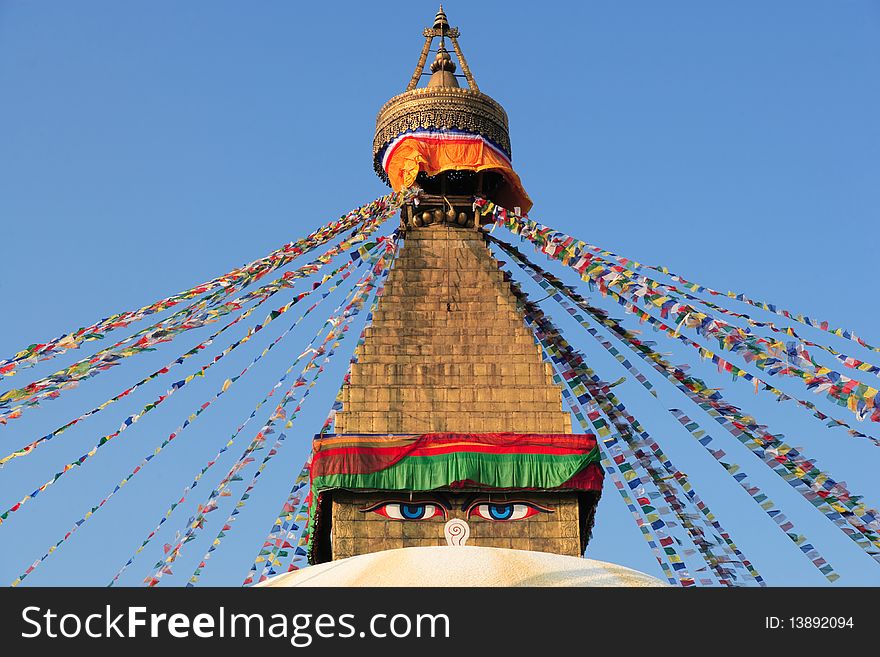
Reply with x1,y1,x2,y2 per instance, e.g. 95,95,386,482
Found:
364,502,446,520
362,500,552,521
467,502,550,521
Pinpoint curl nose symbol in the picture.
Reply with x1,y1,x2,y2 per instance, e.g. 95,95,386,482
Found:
444,518,470,546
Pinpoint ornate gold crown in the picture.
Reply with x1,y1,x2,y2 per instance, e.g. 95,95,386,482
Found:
372,7,512,184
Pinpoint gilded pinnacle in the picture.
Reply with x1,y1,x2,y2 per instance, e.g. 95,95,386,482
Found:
434,6,449,31
374,6,513,192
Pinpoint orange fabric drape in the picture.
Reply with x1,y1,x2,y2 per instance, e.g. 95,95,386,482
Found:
383,135,533,213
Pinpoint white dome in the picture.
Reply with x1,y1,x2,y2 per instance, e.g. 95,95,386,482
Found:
257,546,666,587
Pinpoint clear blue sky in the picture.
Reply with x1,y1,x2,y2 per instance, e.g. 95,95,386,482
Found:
1,1,878,586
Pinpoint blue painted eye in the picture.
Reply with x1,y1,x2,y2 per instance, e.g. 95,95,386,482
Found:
488,504,514,520
365,502,445,520
469,502,548,521
401,504,427,519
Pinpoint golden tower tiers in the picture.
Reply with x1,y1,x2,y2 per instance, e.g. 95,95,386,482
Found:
373,6,532,216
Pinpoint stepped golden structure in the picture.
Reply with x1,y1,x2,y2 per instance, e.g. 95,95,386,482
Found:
305,8,603,566
336,225,572,435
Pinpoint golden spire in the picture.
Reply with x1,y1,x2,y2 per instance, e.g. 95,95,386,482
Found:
375,7,508,175
434,5,450,32
402,6,478,92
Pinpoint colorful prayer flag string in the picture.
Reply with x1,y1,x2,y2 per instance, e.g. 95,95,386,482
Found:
484,217,879,440
241,466,310,586
491,237,847,581
108,240,393,586
514,282,757,585
641,263,880,358
487,211,880,378
8,245,379,586
552,361,685,583
504,263,750,585
498,239,838,582
0,243,375,466
0,191,413,379
243,235,399,585
0,236,396,528
0,204,396,421
488,233,880,566
668,409,839,582
144,241,397,586
189,355,341,585
478,199,880,425
619,270,880,380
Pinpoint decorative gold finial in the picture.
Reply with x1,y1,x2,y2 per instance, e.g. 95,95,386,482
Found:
434,6,449,31
429,46,455,74
427,44,458,88
376,7,508,176
373,7,533,214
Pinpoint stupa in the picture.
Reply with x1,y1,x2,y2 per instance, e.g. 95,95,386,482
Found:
268,7,662,587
